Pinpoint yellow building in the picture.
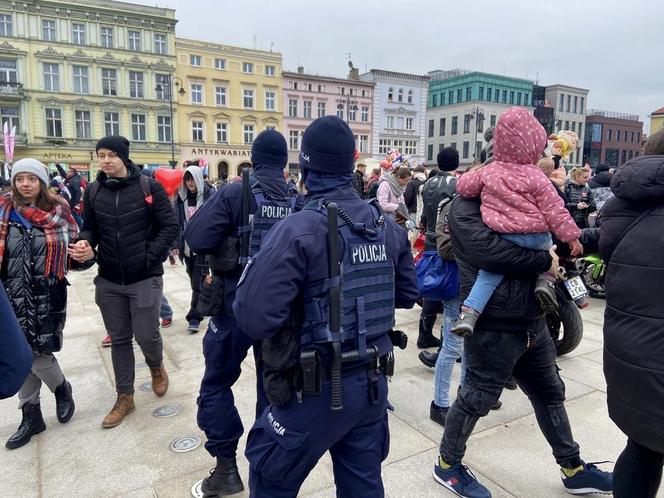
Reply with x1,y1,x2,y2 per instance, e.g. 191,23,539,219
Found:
0,0,180,179
649,106,664,136
175,38,283,179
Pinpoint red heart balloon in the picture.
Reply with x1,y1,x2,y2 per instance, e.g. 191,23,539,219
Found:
154,168,184,197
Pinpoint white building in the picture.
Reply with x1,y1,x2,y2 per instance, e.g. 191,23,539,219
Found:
359,69,429,164
545,84,590,167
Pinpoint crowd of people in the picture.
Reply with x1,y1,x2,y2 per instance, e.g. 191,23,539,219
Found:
0,108,663,498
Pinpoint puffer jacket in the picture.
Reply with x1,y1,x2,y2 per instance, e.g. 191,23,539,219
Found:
564,181,595,228
600,154,664,453
1,214,67,354
79,162,178,285
449,196,553,332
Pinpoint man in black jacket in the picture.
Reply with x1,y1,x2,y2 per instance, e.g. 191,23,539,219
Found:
352,161,367,198
433,196,612,498
69,136,178,429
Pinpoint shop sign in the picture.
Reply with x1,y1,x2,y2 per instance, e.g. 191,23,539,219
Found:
190,147,250,157
70,163,89,172
43,152,73,160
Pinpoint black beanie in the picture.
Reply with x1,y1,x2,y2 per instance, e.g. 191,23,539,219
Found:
251,129,288,170
96,135,130,165
595,163,609,174
299,116,355,173
437,147,459,171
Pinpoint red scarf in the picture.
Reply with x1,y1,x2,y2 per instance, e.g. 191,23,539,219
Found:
0,194,79,280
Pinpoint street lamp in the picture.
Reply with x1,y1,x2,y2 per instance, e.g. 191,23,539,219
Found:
337,93,358,123
470,105,485,160
155,75,185,168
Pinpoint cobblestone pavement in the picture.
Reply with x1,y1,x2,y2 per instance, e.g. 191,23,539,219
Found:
1,264,654,497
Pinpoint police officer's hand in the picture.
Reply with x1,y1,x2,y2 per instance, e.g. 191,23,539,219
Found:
68,240,94,262
548,245,560,277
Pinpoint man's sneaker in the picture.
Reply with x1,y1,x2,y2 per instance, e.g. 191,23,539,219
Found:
430,401,448,427
433,457,492,498
187,320,200,333
561,462,612,495
535,273,559,312
452,307,479,338
161,318,173,328
100,335,112,348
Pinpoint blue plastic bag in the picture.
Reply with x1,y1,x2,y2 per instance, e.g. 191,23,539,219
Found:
415,250,459,301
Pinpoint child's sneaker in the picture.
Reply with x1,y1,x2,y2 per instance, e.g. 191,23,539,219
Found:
535,273,559,312
452,307,479,337
561,461,612,495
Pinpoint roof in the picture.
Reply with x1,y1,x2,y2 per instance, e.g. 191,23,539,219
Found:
651,106,664,116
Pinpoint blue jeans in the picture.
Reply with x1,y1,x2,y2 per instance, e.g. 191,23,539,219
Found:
464,232,552,313
160,294,172,320
434,297,466,407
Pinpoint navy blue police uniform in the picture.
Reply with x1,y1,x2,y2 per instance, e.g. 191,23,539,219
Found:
184,130,301,496
234,116,418,498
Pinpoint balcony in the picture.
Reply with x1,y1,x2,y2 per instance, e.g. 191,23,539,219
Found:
0,82,25,99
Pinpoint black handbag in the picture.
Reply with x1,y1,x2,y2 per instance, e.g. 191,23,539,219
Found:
196,274,225,317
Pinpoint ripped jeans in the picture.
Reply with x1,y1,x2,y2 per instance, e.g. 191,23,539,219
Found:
439,320,581,468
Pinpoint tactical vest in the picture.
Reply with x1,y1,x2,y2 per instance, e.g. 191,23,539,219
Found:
300,200,396,354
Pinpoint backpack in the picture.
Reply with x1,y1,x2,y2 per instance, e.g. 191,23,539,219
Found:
87,174,152,214
421,174,455,245
435,196,456,261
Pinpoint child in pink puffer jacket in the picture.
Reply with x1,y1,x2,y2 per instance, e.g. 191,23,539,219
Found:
452,107,583,337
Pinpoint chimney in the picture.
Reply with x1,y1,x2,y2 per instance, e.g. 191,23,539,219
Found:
297,66,304,74
348,67,359,80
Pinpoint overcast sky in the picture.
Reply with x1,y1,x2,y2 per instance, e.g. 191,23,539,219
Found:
135,0,663,134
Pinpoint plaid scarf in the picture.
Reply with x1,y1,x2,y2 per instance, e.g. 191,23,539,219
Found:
0,193,79,280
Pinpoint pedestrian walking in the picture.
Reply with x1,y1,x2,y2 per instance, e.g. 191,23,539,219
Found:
69,136,178,429
233,116,419,497
1,159,78,449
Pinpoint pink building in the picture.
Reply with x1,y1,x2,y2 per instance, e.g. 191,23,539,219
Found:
282,67,375,172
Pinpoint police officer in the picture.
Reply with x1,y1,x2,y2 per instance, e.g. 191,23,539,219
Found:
184,129,300,497
233,116,418,497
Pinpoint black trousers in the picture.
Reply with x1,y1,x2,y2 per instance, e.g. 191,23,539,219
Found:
614,439,664,498
440,320,581,468
418,299,443,339
185,256,205,323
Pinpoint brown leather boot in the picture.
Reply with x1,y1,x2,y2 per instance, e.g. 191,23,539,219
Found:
101,394,135,429
150,364,169,397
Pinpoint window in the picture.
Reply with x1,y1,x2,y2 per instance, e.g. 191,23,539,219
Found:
215,58,226,70
1,106,19,131
243,124,255,144
573,96,578,113
287,99,298,118
404,140,417,156
101,68,117,96
265,65,275,76
407,89,413,104
131,114,146,141
439,118,446,136
571,122,576,132
265,90,276,111
191,121,204,142
509,91,514,104
494,90,499,103
517,92,522,106
631,131,635,143
579,97,585,113
450,142,457,150
396,116,404,129
451,116,458,135
476,141,483,158
348,105,356,122
397,88,403,102
439,143,445,152
74,110,91,139
72,66,89,94
72,23,85,45
386,115,394,129
157,116,171,142
0,14,12,36
43,63,59,91
129,71,144,98
566,94,571,112
457,89,463,102
565,120,569,130
617,130,621,142
191,83,203,104
487,88,492,102
303,100,312,119
432,94,438,107
428,119,434,137
490,114,496,127
621,150,628,165
387,87,393,101
406,117,413,130
242,62,254,73
243,89,254,109
208,122,227,144
523,93,529,106
559,94,564,111
154,33,167,55
317,101,326,118
289,130,299,150
501,90,507,103
478,116,484,133
0,59,17,83
336,104,344,119
215,86,227,106
427,144,434,161
448,91,454,104
128,30,141,51
378,139,391,155
479,87,484,101
104,112,120,136
608,129,612,141
42,20,56,41
463,114,471,134
359,135,368,153
155,74,169,100
101,27,113,48
361,106,369,122
466,87,472,100
463,141,470,159
45,108,62,137
190,55,201,67
291,81,298,90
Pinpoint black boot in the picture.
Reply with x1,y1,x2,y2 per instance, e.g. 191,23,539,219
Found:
418,349,440,368
201,456,244,497
5,403,46,450
54,380,75,424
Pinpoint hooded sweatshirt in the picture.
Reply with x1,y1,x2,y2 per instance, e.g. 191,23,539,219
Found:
175,165,208,258
456,107,581,243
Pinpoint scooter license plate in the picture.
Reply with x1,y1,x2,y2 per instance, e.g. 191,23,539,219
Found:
564,276,588,300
